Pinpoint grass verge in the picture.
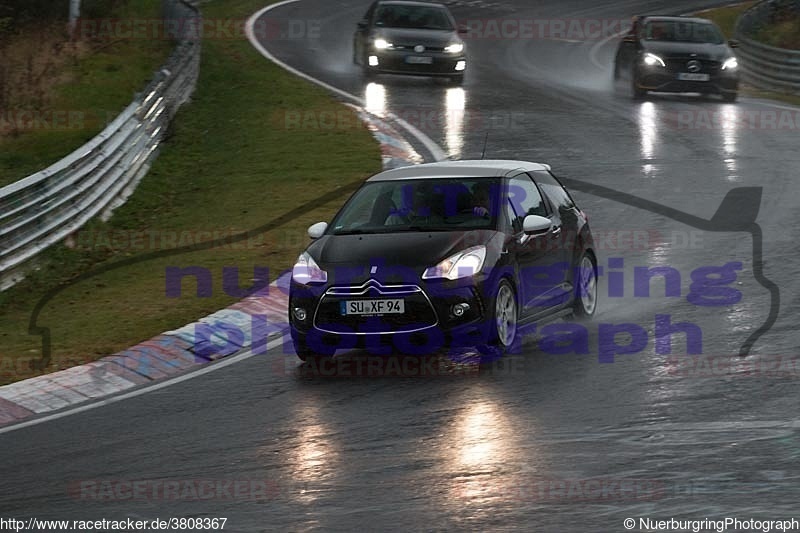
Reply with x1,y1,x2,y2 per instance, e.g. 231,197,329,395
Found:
697,1,800,107
694,2,757,37
0,0,172,187
0,0,382,385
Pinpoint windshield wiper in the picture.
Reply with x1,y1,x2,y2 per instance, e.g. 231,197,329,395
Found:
332,229,370,235
395,226,452,232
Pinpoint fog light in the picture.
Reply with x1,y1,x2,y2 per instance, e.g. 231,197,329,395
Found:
293,307,307,321
455,60,466,71
452,303,470,317
368,56,379,67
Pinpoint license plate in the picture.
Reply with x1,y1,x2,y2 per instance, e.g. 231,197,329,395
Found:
677,73,709,81
405,56,433,64
341,299,405,315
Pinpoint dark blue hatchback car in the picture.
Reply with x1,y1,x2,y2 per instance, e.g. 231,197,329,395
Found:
288,160,597,360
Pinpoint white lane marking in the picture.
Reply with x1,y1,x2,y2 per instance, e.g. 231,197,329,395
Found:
1,0,451,436
245,0,447,162
0,334,287,435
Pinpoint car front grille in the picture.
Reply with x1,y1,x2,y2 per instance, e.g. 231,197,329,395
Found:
314,280,438,334
392,45,446,52
664,57,721,73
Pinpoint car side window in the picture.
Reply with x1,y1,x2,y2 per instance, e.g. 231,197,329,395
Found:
530,171,575,215
507,175,547,233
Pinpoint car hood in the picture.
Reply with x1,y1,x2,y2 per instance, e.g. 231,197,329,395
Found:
372,27,458,48
642,41,733,61
306,230,495,284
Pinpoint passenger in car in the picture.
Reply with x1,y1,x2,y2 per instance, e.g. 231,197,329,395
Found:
471,182,491,217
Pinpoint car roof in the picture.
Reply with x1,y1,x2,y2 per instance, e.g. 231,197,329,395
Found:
366,160,552,181
639,15,714,25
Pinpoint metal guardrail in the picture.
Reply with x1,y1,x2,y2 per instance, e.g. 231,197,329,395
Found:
0,0,201,290
734,0,800,93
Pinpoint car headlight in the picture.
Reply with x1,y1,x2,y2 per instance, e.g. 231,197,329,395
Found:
445,42,464,54
722,57,738,70
373,38,392,50
292,252,328,285
642,53,665,67
422,245,486,281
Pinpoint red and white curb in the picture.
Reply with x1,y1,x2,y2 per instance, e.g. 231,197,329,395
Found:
0,0,436,430
0,112,423,430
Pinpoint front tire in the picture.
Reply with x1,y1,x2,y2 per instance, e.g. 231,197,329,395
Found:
479,279,517,358
572,252,598,318
362,64,376,80
722,91,738,102
293,338,334,362
631,69,646,100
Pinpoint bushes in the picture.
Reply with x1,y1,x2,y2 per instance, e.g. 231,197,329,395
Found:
0,1,70,25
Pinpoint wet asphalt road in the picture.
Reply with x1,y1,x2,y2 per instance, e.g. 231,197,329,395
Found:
2,0,800,531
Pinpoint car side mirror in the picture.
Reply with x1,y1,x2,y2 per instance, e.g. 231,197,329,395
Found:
308,222,328,239
457,25,468,34
623,34,637,44
522,215,551,234
728,39,739,48
357,20,368,30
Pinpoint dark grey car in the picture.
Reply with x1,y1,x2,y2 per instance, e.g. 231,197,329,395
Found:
353,0,467,84
614,16,740,101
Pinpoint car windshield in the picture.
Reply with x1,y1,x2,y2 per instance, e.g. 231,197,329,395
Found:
643,21,725,44
374,5,454,30
329,178,501,235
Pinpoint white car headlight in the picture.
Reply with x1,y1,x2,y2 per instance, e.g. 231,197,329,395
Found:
373,38,392,50
422,245,486,281
445,42,464,54
642,52,665,67
722,57,738,70
292,252,328,285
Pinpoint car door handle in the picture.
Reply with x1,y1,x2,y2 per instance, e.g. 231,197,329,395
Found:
551,225,562,236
